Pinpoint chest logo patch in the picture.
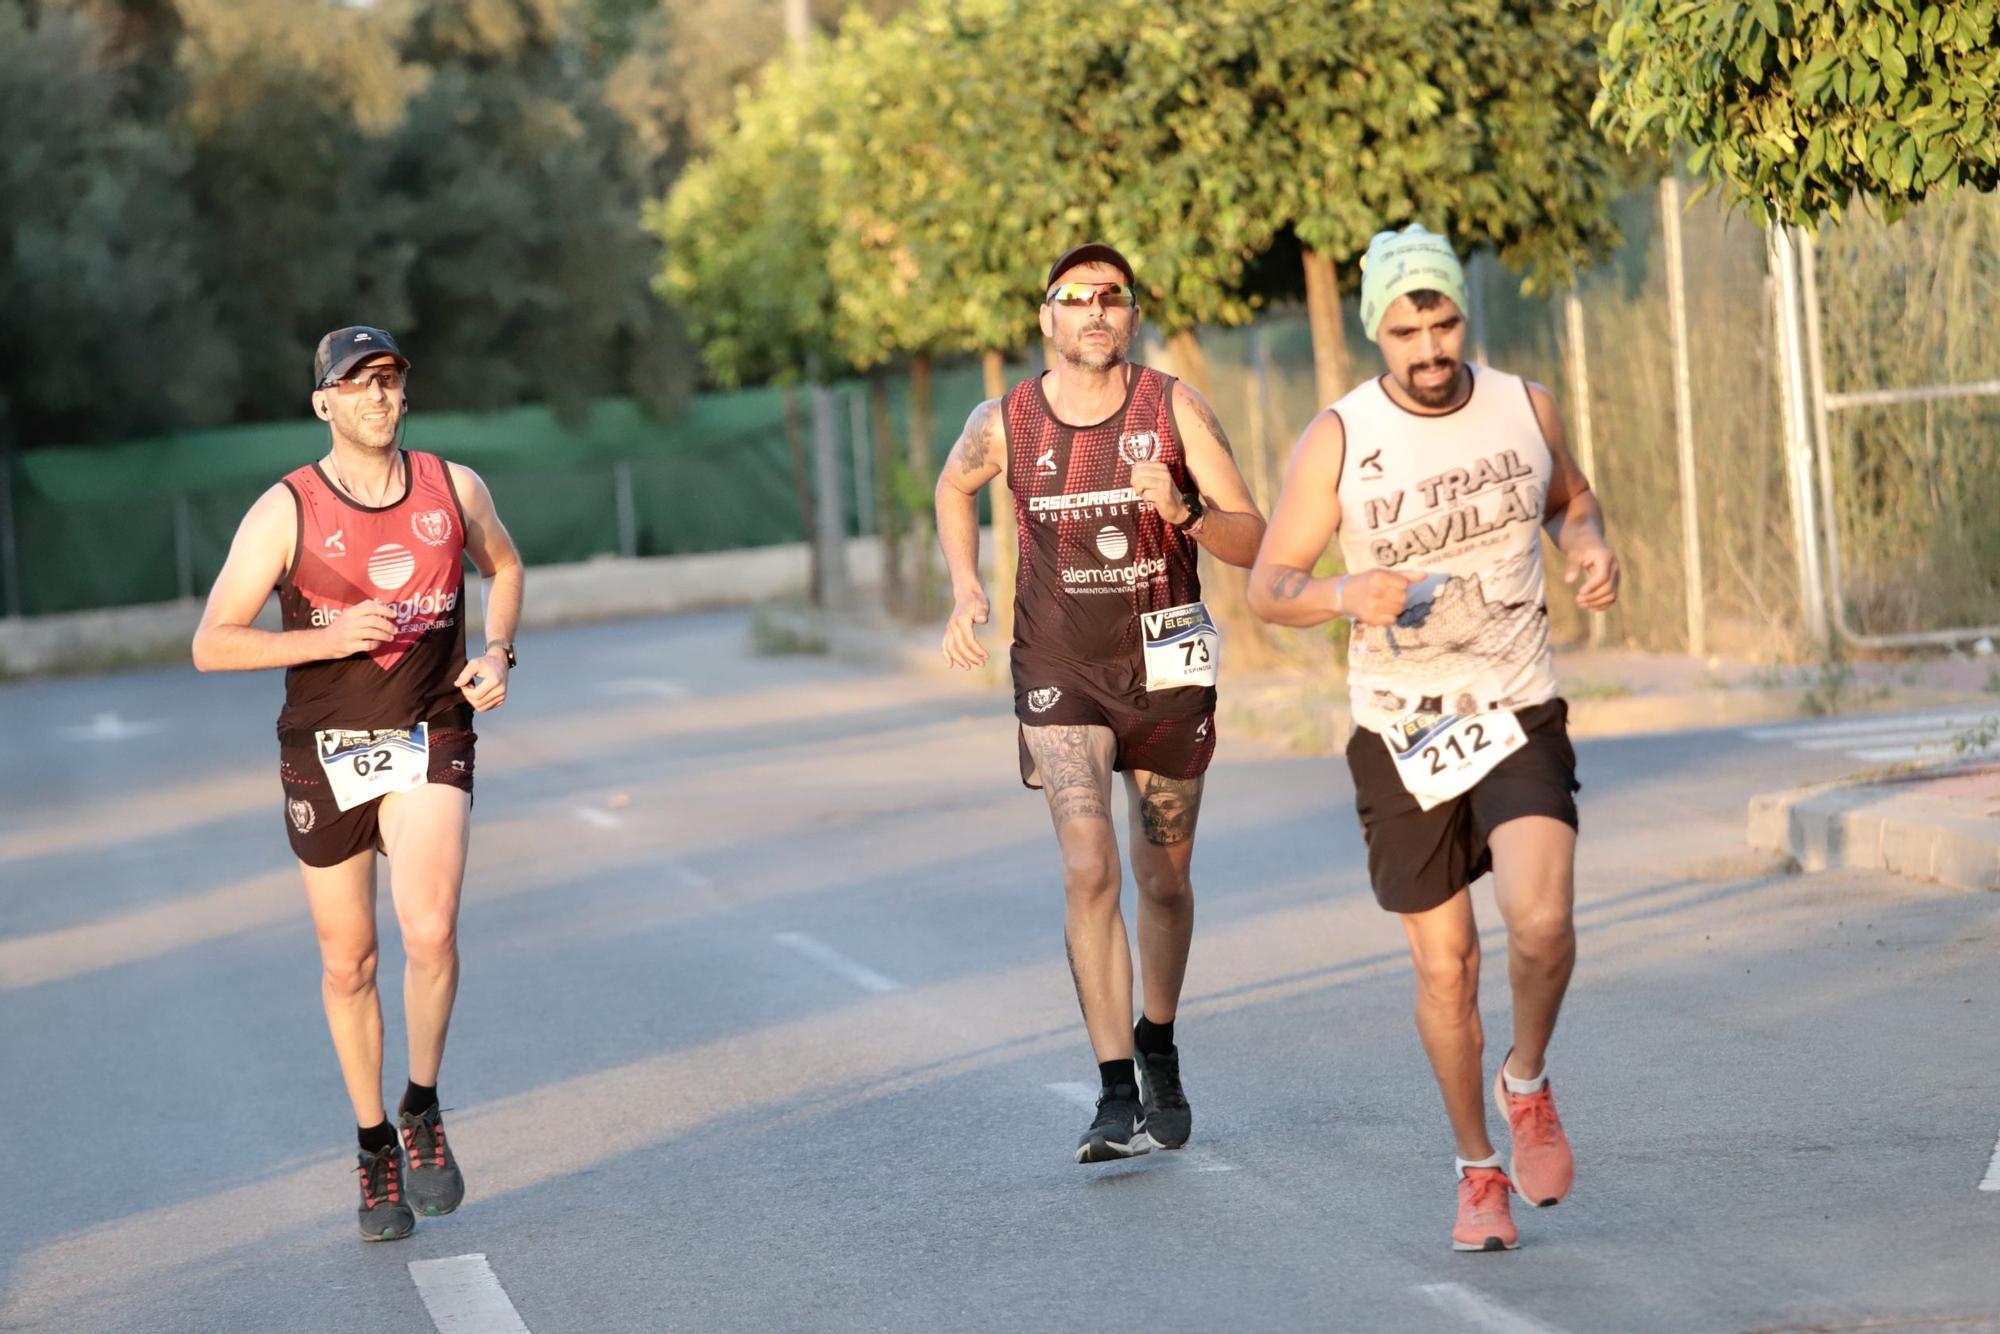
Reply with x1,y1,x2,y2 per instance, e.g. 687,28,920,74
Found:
412,508,454,547
1117,430,1161,467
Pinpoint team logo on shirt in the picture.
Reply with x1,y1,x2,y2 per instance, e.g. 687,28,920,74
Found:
411,508,453,547
1116,430,1161,467
1026,686,1063,713
288,798,316,833
1095,526,1130,561
324,529,346,557
1035,447,1058,478
367,542,417,592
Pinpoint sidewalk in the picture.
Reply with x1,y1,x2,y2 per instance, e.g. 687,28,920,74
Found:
786,602,2000,895
789,602,1999,755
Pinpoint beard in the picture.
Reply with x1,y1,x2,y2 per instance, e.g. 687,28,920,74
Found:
1399,358,1466,408
1056,319,1133,372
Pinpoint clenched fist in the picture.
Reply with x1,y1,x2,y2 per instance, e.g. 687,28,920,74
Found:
1340,569,1425,627
1129,462,1191,527
320,599,397,658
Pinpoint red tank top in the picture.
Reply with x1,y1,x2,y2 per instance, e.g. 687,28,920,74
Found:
1004,364,1207,711
275,450,472,738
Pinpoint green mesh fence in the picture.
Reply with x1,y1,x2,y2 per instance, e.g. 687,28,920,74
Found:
3,366,993,615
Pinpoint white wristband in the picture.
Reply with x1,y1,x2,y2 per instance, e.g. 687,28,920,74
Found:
1334,574,1351,617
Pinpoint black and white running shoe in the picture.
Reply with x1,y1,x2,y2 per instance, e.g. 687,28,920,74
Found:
1075,1084,1151,1164
1134,1039,1192,1150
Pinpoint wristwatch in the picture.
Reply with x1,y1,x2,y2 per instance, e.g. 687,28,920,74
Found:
1172,490,1206,533
487,639,517,669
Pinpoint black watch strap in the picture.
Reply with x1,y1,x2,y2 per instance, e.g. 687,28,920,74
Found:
1172,490,1205,531
487,640,517,669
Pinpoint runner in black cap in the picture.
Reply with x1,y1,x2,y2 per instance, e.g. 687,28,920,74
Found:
194,326,525,1240
936,243,1266,1162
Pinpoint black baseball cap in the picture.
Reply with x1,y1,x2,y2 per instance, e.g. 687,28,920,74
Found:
313,326,409,388
1045,243,1136,293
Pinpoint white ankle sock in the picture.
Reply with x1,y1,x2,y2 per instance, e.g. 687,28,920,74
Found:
1455,1152,1503,1178
1503,1064,1548,1095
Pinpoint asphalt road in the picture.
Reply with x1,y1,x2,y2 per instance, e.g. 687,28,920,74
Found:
3,609,1996,1333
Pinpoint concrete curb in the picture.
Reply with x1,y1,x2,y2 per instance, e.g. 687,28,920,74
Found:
1748,763,2000,892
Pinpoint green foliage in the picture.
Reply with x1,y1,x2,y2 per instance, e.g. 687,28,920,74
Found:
1591,0,2000,226
0,4,228,444
650,53,839,387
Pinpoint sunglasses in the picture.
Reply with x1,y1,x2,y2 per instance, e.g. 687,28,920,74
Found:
327,368,407,394
1047,282,1139,309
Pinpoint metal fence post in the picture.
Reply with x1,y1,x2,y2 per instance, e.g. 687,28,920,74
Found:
1768,223,1832,652
173,493,196,601
850,386,874,536
0,441,20,618
1659,175,1707,657
613,460,638,558
1561,290,1607,649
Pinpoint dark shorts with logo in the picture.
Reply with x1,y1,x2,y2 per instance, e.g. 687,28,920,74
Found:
1014,678,1216,788
1344,698,1578,915
278,728,476,868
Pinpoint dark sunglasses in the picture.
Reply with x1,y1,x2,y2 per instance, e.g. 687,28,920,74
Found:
1047,281,1139,309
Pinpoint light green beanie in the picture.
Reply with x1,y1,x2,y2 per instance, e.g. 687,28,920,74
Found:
1358,224,1469,342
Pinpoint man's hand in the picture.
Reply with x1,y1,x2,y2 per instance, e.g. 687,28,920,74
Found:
1343,569,1426,627
320,600,397,658
942,586,990,669
455,650,510,711
1565,543,1620,611
1130,462,1190,527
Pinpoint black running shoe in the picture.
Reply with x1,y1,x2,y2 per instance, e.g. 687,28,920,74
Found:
1134,1037,1192,1150
356,1143,416,1242
1075,1083,1151,1164
399,1106,466,1216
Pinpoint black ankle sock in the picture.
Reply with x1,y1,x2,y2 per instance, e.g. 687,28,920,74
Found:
399,1081,438,1119
357,1119,396,1155
1135,1015,1176,1055
1098,1059,1136,1093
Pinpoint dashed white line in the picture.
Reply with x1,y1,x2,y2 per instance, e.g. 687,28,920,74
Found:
1979,1131,2000,1191
1043,1081,1235,1171
773,931,900,993
571,806,620,830
409,1254,532,1334
1415,1282,1570,1334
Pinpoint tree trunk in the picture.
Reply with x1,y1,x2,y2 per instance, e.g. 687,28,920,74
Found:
870,373,903,616
782,382,820,605
1163,327,1274,666
906,351,938,614
982,347,1016,647
1302,247,1350,409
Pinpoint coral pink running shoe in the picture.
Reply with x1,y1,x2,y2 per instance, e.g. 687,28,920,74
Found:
1495,1063,1574,1207
1453,1166,1519,1252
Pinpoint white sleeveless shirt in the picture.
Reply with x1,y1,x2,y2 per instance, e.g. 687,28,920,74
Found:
1333,365,1559,734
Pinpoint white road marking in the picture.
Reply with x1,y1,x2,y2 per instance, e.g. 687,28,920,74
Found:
61,713,164,741
773,931,900,993
571,806,620,830
1979,1131,2000,1191
1415,1282,1570,1334
1745,711,1991,763
598,677,690,700
408,1254,532,1334
1043,1081,1236,1171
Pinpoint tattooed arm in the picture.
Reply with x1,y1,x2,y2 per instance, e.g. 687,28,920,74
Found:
1163,381,1266,568
1526,382,1619,612
1250,409,1421,629
1247,409,1349,627
936,398,1006,668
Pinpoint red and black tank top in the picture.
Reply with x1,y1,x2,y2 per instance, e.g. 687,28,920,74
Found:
275,450,472,739
1003,364,1206,709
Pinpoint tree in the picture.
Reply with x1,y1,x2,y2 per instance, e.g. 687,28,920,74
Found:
0,3,227,447
1591,0,2000,226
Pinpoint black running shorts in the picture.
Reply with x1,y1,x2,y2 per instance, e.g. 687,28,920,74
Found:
1344,698,1579,915
278,728,476,868
1015,681,1216,789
